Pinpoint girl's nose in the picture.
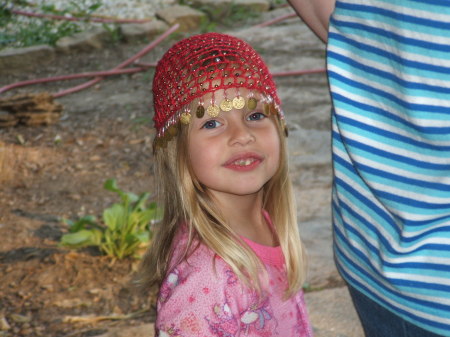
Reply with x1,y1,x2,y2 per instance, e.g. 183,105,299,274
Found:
228,120,255,146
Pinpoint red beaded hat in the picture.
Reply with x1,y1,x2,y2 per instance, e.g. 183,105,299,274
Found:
152,32,283,139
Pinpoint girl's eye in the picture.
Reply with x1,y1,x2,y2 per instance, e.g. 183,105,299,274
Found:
202,120,222,129
247,112,266,121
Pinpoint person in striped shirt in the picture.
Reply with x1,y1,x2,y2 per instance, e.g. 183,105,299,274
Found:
288,1,450,336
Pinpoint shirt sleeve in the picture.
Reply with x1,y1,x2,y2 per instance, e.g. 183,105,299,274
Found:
155,248,279,337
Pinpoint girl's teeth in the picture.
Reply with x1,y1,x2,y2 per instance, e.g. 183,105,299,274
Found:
235,159,253,166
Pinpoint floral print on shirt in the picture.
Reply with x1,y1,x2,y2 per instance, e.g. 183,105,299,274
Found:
156,225,313,337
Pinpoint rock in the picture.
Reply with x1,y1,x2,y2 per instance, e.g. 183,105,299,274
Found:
156,5,206,32
190,0,270,20
120,20,169,42
288,129,331,169
300,217,341,289
233,25,324,61
232,0,270,12
0,316,10,331
56,27,110,53
0,45,55,75
53,298,92,308
305,287,364,337
9,314,31,324
296,188,331,223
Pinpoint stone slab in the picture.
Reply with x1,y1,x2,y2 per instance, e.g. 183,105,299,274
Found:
0,45,55,75
56,27,111,53
300,217,340,289
288,129,331,169
120,20,169,42
305,287,364,337
156,5,206,32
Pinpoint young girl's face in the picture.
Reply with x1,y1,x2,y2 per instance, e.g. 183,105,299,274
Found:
187,89,281,200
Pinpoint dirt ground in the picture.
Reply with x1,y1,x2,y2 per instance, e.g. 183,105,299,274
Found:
0,35,183,336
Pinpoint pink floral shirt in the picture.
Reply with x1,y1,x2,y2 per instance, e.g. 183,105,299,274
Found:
155,214,313,337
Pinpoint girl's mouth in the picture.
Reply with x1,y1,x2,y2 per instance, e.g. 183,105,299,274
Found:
233,158,256,167
223,154,263,171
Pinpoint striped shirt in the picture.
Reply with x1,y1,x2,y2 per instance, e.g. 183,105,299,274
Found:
327,0,450,335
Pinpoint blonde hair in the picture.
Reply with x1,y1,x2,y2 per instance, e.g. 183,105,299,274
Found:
136,114,307,298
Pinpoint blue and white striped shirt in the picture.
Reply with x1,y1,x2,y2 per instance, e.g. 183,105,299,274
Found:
328,0,450,334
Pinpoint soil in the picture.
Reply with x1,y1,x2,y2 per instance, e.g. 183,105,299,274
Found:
0,35,180,337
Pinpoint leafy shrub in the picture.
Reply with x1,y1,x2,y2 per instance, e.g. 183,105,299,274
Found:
60,179,161,259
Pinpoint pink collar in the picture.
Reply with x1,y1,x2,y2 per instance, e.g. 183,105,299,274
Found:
240,210,285,267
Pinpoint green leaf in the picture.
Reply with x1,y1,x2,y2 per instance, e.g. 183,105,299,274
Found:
104,178,138,204
103,203,125,231
135,231,150,243
65,215,98,232
125,232,139,244
103,178,119,193
89,3,102,12
62,218,75,227
133,192,150,211
123,191,139,204
60,229,102,248
41,4,57,13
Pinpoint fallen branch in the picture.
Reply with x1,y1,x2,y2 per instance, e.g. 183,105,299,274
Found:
11,9,151,24
0,92,62,127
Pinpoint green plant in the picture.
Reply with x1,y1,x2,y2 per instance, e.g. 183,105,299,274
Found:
199,15,217,33
226,4,260,24
60,179,162,259
271,0,287,6
0,0,103,49
197,2,261,33
101,22,122,43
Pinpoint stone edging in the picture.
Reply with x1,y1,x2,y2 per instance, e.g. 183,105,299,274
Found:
0,0,272,75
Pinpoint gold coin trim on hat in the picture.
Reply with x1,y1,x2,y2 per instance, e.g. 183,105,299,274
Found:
196,105,205,118
248,97,258,110
207,104,220,117
232,96,245,109
180,112,191,124
219,98,233,112
154,99,285,149
264,103,270,116
154,92,284,147
168,124,178,136
270,102,278,115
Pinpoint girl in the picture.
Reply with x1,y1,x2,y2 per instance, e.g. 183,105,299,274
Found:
138,32,313,337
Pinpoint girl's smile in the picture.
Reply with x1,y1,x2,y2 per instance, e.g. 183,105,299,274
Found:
222,152,264,171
